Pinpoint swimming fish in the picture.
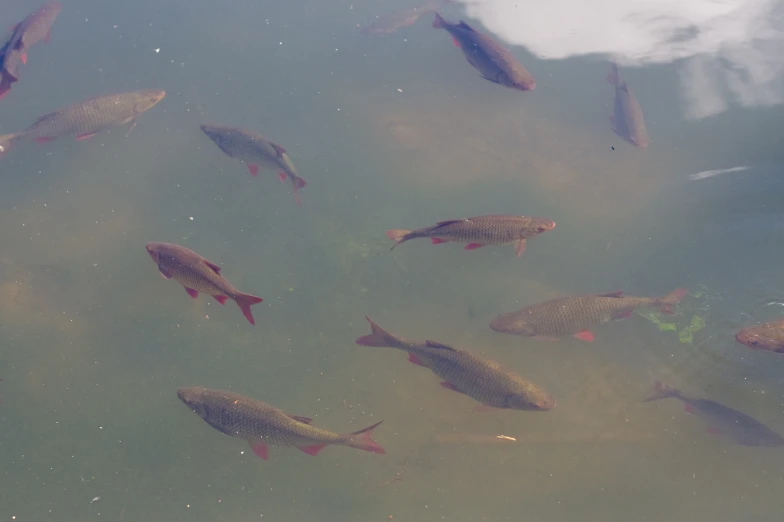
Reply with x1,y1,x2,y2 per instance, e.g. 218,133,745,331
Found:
490,288,687,341
200,124,307,205
735,319,784,354
0,89,165,157
356,316,555,412
362,0,450,35
386,215,555,257
145,242,263,325
643,382,784,447
607,62,649,148
177,387,385,459
432,13,535,91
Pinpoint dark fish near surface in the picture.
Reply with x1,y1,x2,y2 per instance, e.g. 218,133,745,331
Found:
386,214,555,257
643,382,784,447
362,0,450,35
177,387,385,460
0,1,61,99
356,316,555,412
145,242,263,325
432,13,535,91
490,288,687,341
200,124,307,205
607,62,648,148
0,89,166,157
736,319,784,353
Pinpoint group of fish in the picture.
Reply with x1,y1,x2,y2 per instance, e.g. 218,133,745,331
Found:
3,0,784,463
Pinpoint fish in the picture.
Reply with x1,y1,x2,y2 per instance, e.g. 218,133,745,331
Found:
177,387,385,459
606,62,649,148
362,0,450,35
490,288,688,341
432,13,535,91
735,319,784,354
145,242,263,325
0,89,166,157
0,1,61,99
643,381,784,447
386,215,555,257
687,166,748,181
356,316,555,412
200,124,307,205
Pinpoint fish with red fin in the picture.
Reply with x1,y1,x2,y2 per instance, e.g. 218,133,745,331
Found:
643,382,784,447
736,319,784,354
356,316,555,412
607,62,649,148
432,13,535,91
177,387,385,460
386,214,555,257
0,89,165,158
146,242,263,325
0,1,61,99
490,288,687,341
200,124,307,205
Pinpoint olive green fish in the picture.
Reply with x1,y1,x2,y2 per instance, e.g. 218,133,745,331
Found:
607,62,649,148
145,242,263,325
177,387,385,460
386,214,555,257
490,288,687,341
432,13,535,91
200,124,307,205
0,89,165,157
356,316,555,411
736,319,784,354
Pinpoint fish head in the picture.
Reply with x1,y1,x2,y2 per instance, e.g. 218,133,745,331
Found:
145,242,163,264
506,391,556,411
177,387,211,419
501,72,536,92
524,217,556,237
489,313,534,336
199,124,235,146
134,89,166,113
736,324,784,353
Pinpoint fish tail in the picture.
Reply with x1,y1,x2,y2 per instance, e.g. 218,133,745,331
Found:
385,229,410,250
355,316,406,348
656,288,688,314
292,175,307,206
432,12,445,28
0,132,23,158
606,61,620,86
642,381,680,402
234,292,263,325
345,420,385,454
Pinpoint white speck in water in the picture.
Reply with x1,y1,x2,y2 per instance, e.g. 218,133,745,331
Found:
91,496,101,504
154,48,160,53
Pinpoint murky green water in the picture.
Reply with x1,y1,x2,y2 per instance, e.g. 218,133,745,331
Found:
2,0,784,521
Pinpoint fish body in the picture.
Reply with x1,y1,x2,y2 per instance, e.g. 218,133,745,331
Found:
386,214,555,257
432,13,535,91
607,63,648,148
736,319,784,353
0,89,165,157
362,0,447,34
200,124,307,205
490,288,687,341
0,1,61,99
145,242,263,325
643,382,784,447
177,387,385,459
356,317,555,411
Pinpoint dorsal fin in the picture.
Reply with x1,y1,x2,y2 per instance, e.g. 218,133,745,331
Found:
287,414,314,425
434,219,464,227
203,259,222,275
424,340,457,351
457,21,475,32
598,290,624,298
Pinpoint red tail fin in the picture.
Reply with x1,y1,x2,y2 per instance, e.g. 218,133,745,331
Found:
657,288,687,314
355,316,404,348
293,176,306,205
346,420,385,454
235,293,263,325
